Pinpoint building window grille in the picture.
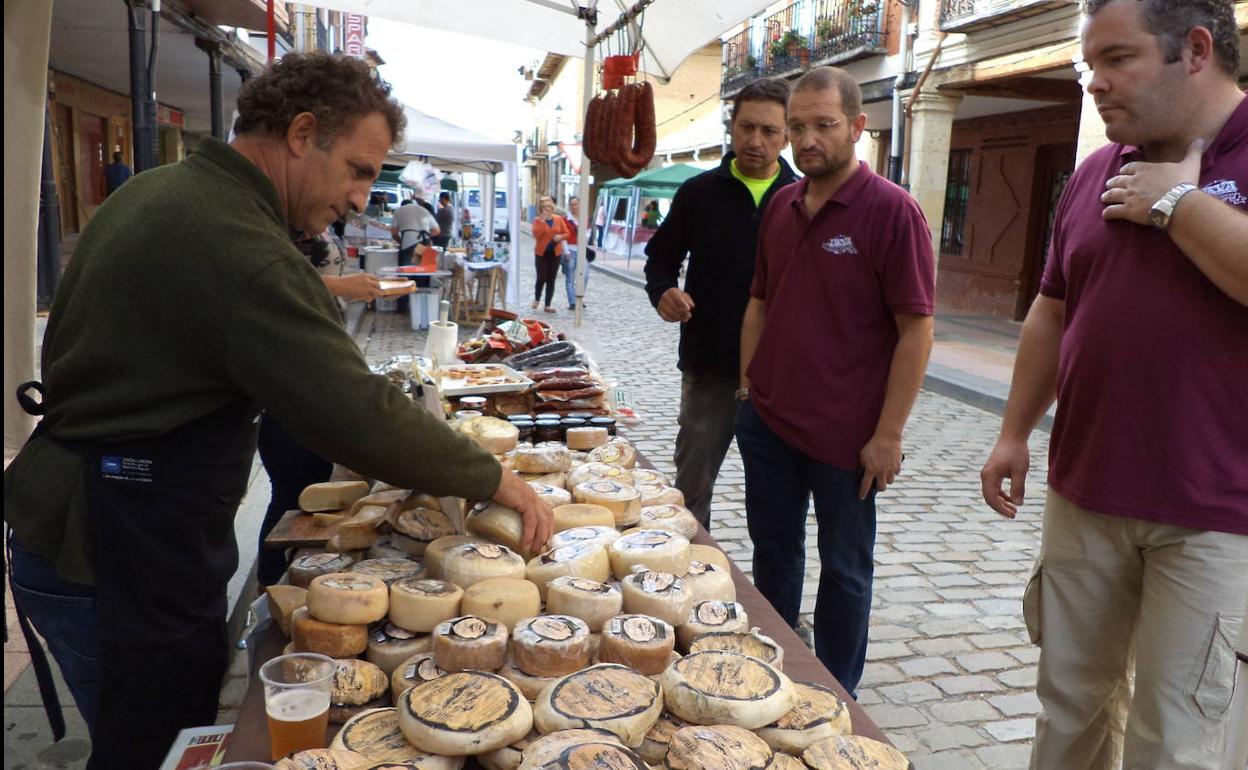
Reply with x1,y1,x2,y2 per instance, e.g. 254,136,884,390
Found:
941,149,972,255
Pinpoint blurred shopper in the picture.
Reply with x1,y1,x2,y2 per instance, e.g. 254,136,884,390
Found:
561,196,588,310
104,151,132,196
433,191,455,248
532,195,567,314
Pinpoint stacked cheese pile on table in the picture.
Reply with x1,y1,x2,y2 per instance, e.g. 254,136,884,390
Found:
268,420,908,770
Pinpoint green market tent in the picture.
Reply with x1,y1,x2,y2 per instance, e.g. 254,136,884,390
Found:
601,163,703,199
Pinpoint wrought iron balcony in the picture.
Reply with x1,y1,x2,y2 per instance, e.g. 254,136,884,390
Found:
940,0,1078,33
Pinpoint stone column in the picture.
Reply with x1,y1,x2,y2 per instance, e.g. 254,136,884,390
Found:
1074,71,1108,165
907,91,962,261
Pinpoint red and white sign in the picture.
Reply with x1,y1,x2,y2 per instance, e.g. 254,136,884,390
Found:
344,14,366,58
156,104,185,129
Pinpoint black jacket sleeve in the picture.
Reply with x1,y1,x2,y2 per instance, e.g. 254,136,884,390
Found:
643,183,694,308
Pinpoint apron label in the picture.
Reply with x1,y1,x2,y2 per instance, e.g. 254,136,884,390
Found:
100,455,154,483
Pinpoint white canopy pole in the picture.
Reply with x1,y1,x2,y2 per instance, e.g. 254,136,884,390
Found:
483,171,496,245
573,1,597,328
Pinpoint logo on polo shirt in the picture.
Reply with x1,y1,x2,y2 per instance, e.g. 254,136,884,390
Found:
822,235,858,255
1201,179,1246,207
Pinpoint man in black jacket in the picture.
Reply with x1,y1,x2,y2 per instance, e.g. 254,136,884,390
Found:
643,79,797,530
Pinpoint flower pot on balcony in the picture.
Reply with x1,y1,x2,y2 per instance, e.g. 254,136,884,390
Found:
797,47,811,67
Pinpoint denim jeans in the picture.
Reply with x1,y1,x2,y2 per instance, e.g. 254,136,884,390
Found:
735,399,876,694
560,246,587,307
8,536,102,737
674,371,739,530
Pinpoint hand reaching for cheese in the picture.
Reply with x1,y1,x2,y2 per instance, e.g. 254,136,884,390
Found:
492,469,555,553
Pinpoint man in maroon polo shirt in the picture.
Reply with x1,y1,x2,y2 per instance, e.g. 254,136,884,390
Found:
980,1,1247,767
736,67,935,692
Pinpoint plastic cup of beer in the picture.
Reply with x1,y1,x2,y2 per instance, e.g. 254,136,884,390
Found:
258,652,335,760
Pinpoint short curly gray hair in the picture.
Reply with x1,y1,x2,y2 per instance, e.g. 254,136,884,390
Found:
1082,0,1240,75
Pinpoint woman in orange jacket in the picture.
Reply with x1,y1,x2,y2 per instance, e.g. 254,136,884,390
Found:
531,196,569,313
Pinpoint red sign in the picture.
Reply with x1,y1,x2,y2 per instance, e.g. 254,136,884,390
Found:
344,13,366,58
156,104,185,129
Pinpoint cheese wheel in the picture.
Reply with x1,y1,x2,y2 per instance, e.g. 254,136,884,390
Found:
390,578,464,633
512,615,593,677
336,505,389,550
688,546,730,573
629,469,671,488
292,607,369,658
394,508,457,550
391,652,447,705
352,558,427,586
552,504,618,532
398,671,534,755
768,753,806,770
545,577,623,630
687,628,784,671
369,537,421,562
597,615,676,675
309,573,390,625
480,730,539,770
519,729,624,770
301,480,371,512
526,544,611,600
534,664,663,747
333,659,391,707
565,427,609,451
520,472,569,490
660,650,794,729
272,747,372,770
637,711,686,766
801,736,910,770
607,531,691,579
467,503,543,560
530,741,649,770
619,572,694,629
442,543,527,590
433,615,509,672
585,441,637,469
458,417,521,455
756,682,852,755
567,463,635,489
368,624,434,676
349,489,413,517
291,552,358,588
548,526,621,551
666,726,773,770
388,533,437,559
424,536,490,579
514,445,572,474
681,561,736,604
529,482,573,509
461,577,542,630
637,485,685,508
267,584,309,637
676,601,749,651
573,482,641,528
636,506,698,540
332,707,466,769
499,656,559,701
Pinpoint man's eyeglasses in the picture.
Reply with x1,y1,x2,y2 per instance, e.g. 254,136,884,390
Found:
786,119,843,137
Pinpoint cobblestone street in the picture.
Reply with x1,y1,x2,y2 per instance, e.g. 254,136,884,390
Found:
355,235,1052,769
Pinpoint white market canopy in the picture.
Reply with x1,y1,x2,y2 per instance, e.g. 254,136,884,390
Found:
392,105,518,173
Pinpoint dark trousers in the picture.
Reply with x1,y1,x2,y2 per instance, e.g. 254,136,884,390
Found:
256,414,332,586
735,399,876,694
673,371,739,530
534,252,559,307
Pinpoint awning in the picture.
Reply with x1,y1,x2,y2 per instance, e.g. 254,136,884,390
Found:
601,163,702,198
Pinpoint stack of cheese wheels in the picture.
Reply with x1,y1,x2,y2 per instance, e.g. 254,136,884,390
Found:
351,557,426,586
551,504,617,532
394,508,458,556
398,671,534,755
529,482,573,509
597,614,676,675
458,417,521,455
266,584,308,636
520,472,568,491
682,561,736,604
801,736,910,770
300,480,371,512
572,481,641,527
545,577,623,630
330,659,391,722
637,484,685,508
467,503,542,560
296,573,388,657
660,650,794,729
533,664,664,747
636,505,698,539
527,740,650,770
567,462,634,489
290,553,357,588
514,445,572,474
757,681,852,754
424,536,489,579
479,730,539,770
332,707,466,769
292,606,369,657
548,526,621,551
368,622,433,675
462,578,541,630
630,469,671,487
526,544,611,600
666,725,774,770
687,628,784,671
608,530,692,579
586,440,637,469
677,601,750,650
391,651,446,704
637,711,687,765
518,728,624,770
565,426,609,451
441,543,527,589
504,615,594,699
273,747,370,770
390,578,464,633
432,615,510,672
688,545,731,573
619,571,694,628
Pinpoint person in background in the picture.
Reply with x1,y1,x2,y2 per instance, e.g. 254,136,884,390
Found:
981,1,1246,767
104,151,132,196
413,194,436,217
595,195,608,248
433,191,455,248
390,198,440,267
560,196,588,310
365,191,387,218
532,196,568,314
642,200,662,228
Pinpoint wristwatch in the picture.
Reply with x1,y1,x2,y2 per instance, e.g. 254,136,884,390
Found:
1148,182,1197,230
735,387,750,401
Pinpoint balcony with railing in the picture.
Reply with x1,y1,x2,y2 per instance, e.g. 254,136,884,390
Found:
721,28,759,97
939,0,1078,33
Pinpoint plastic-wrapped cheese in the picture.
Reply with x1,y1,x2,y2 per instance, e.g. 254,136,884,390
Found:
526,544,611,600
300,480,371,512
597,614,676,675
351,558,427,586
441,543,527,590
585,441,637,469
390,578,464,633
514,445,572,474
682,561,736,604
332,707,466,769
368,623,433,675
607,530,691,579
461,578,541,630
391,651,446,704
529,482,572,509
637,484,685,508
290,552,357,588
518,729,624,770
466,503,545,560
267,584,308,637
636,506,698,540
573,482,641,528
458,416,521,455
533,664,664,747
666,725,774,770
565,426,609,451
398,671,534,755
424,536,490,579
801,736,909,770
545,577,623,630
292,606,369,658
677,601,750,650
433,615,509,672
619,572,694,629
548,526,621,551
308,573,389,625
499,657,559,701
688,628,784,671
567,463,635,489
756,681,852,755
660,650,794,729
511,615,593,677
551,504,617,532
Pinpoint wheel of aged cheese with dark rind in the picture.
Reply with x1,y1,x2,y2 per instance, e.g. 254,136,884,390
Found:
393,509,457,552
398,671,534,756
441,543,527,590
800,736,910,770
636,506,698,540
351,558,427,586
332,707,466,770
479,729,539,770
597,615,676,675
519,729,624,770
292,606,370,658
548,526,621,551
367,624,433,676
369,537,421,562
619,571,694,629
681,561,735,604
660,650,794,729
687,628,784,671
607,530,691,579
499,656,559,701
391,651,446,705
291,553,358,588
756,681,852,755
272,747,372,770
532,741,650,770
461,578,542,631
665,725,773,770
423,536,490,579
637,711,687,766
573,482,642,528
512,615,593,677
567,463,635,490
534,664,663,747
527,544,612,600
390,578,464,634
300,480,372,512
545,577,624,630
433,615,509,672
767,753,806,770
585,441,637,469
333,659,391,708
552,505,618,532
676,601,749,651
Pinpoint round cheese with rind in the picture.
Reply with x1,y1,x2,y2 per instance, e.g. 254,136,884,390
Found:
565,427,609,451
530,741,649,770
479,730,539,770
332,707,465,769
637,711,686,766
267,584,309,637
393,509,457,551
351,558,427,586
597,614,676,675
499,656,559,701
466,503,543,560
756,681,852,755
442,543,527,590
687,628,784,671
273,747,372,770
514,445,572,474
526,544,611,600
607,531,691,579
458,417,521,455
585,441,637,469
368,623,433,675
637,485,685,508
292,606,369,659
291,553,358,589
636,506,698,539
334,659,391,707
398,671,534,755
681,561,736,604
768,753,806,770
300,480,371,513
369,537,422,562
567,463,635,489
518,729,624,770
391,652,446,705
533,664,664,747
308,573,389,626
552,504,618,532
800,736,910,770
461,578,541,631
529,483,573,509
433,615,509,673
666,725,773,770
619,572,694,629
548,526,621,551
629,469,671,487
687,546,730,573
511,615,593,677
677,601,749,651
573,482,641,528
389,578,464,633
423,536,489,579
660,650,794,729
545,577,623,630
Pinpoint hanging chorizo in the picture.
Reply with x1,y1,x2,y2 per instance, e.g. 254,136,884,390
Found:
621,82,657,170
583,94,604,163
610,84,639,177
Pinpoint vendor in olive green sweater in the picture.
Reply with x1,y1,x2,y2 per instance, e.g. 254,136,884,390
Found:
3,53,552,770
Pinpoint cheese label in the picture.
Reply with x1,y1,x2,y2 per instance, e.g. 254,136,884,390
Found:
621,532,671,550
405,672,518,731
553,742,649,770
448,616,495,640
613,617,665,643
694,602,737,626
595,446,622,463
586,481,624,495
549,665,659,720
543,543,594,564
565,578,614,594
532,484,559,496
338,708,422,761
528,617,577,642
645,506,679,520
690,632,778,663
403,657,443,683
637,571,677,593
670,726,772,770
556,528,604,543
468,543,507,560
686,562,715,576
772,683,845,730
674,652,782,700
803,736,909,770
632,470,665,485
385,624,418,640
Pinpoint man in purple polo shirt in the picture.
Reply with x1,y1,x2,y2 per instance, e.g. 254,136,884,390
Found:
737,67,935,692
980,1,1247,767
